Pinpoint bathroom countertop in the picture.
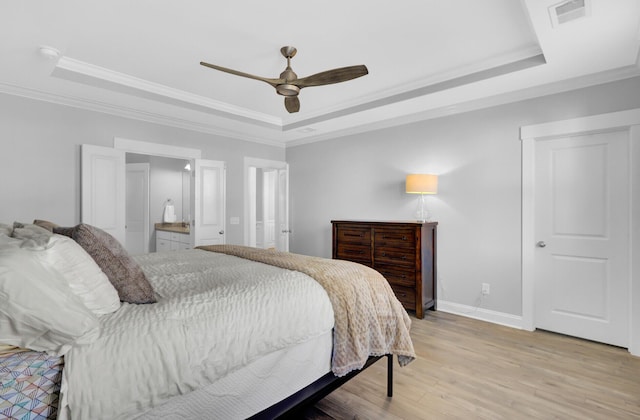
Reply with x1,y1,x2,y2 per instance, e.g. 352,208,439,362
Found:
155,222,190,234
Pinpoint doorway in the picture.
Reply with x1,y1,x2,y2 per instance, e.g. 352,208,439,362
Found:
81,138,226,251
125,154,191,253
244,157,289,251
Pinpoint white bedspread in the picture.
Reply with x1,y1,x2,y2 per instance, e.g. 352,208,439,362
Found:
59,249,334,420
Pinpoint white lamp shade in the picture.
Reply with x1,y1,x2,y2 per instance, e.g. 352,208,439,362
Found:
406,174,438,194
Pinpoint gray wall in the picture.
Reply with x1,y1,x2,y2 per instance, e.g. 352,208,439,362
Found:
286,76,640,317
0,94,285,245
2,77,639,318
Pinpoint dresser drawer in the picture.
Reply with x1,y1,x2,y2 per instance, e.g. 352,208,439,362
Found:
332,220,437,319
336,226,371,245
335,244,371,266
389,284,416,309
374,247,415,267
374,228,415,249
376,265,416,288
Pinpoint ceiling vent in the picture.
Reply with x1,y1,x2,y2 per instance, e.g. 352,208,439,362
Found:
549,0,590,27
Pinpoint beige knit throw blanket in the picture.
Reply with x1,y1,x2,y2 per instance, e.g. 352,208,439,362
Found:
197,245,416,377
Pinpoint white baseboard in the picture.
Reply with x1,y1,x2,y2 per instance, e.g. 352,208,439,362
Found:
436,300,524,330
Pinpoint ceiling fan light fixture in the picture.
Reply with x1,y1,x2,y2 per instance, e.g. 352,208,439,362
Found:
276,84,300,97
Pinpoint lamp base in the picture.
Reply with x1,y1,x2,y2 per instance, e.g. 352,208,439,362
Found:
415,193,429,222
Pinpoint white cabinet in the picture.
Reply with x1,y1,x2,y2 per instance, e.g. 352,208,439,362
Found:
156,230,191,252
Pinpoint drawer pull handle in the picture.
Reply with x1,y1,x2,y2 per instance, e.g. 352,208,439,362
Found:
381,235,408,241
345,249,364,255
345,233,364,237
401,255,407,260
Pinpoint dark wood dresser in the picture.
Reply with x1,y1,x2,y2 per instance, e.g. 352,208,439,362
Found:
331,220,437,319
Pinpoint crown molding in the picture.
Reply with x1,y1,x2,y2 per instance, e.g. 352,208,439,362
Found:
283,44,545,130
0,82,286,148
53,57,283,129
285,62,640,148
1,49,638,150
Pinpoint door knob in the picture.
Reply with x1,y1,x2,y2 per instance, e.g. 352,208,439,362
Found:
219,230,224,235
537,241,546,248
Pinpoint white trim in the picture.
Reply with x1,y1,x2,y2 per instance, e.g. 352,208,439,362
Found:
2,56,639,150
437,300,524,330
0,83,286,149
114,137,202,159
521,137,536,332
54,57,282,127
631,125,640,356
520,108,640,139
520,108,640,356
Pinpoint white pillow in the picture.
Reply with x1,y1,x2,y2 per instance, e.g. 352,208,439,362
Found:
0,233,22,250
0,247,100,355
11,222,53,250
36,234,121,315
0,223,12,236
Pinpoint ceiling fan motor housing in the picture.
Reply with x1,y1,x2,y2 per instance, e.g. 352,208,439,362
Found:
276,84,300,96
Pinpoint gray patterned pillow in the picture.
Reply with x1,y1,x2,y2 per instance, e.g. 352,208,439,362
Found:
71,224,156,304
33,219,59,232
52,226,75,238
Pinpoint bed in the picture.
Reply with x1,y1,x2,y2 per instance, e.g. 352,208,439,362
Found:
0,221,415,419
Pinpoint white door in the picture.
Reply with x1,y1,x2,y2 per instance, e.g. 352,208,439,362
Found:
125,163,149,255
81,145,126,244
193,159,225,246
534,131,630,347
262,170,276,249
276,167,290,252
244,158,290,251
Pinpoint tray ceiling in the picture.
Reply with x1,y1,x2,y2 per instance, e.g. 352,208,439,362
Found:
1,0,639,146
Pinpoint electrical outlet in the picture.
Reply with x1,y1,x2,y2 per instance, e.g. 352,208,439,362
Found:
482,283,490,296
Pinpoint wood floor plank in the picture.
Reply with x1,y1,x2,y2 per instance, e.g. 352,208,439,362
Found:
304,311,640,419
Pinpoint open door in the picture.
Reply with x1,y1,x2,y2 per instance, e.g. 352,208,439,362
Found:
276,167,289,252
125,163,150,255
193,159,226,246
81,145,126,244
244,158,289,251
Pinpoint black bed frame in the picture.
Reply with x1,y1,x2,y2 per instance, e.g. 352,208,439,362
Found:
248,354,393,419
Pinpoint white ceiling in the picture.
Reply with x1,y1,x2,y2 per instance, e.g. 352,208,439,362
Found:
1,0,639,147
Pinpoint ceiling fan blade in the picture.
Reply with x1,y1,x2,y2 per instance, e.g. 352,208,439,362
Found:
284,96,300,113
294,65,368,88
200,61,282,88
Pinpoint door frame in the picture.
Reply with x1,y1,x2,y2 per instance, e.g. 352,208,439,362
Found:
114,137,202,249
520,108,640,356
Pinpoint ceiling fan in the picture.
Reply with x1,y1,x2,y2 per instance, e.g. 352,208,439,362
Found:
200,46,368,113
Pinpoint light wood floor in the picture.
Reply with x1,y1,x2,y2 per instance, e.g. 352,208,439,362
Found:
304,311,640,419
